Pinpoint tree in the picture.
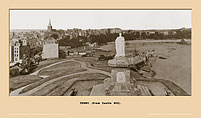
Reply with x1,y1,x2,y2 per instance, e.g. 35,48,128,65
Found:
50,34,59,39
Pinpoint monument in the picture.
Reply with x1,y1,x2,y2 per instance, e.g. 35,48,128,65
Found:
105,33,135,96
90,33,136,96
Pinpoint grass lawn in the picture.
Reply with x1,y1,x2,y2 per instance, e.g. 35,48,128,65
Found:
9,58,72,92
31,73,109,96
9,75,42,92
39,61,82,76
74,57,113,72
29,58,68,73
20,61,87,94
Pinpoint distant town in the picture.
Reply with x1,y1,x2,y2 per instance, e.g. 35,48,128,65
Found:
10,19,191,64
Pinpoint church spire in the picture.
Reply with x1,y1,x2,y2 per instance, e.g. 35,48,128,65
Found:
47,19,52,32
48,19,52,26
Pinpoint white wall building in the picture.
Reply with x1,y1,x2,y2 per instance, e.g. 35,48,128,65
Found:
163,31,169,35
42,38,59,59
22,39,27,46
13,43,20,63
42,43,58,59
42,19,59,59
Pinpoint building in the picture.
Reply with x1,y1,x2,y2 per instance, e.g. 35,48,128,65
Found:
47,19,53,32
109,28,122,34
162,31,169,35
172,31,177,35
13,42,20,63
148,31,155,35
42,20,59,59
42,37,59,59
10,39,30,63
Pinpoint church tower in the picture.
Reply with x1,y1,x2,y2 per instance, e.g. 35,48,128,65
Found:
47,19,52,32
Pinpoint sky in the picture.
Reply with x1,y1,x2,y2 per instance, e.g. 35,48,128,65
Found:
10,10,191,30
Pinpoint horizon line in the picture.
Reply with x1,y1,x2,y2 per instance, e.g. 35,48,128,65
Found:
10,27,191,31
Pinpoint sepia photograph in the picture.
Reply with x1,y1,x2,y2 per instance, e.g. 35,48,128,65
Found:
9,10,191,96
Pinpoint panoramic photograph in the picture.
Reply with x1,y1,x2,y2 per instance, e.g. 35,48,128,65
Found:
9,10,191,96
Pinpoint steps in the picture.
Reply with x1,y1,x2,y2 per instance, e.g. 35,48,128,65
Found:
137,84,152,96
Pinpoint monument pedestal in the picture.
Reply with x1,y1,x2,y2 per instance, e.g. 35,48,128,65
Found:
110,68,133,96
108,57,129,67
104,57,136,96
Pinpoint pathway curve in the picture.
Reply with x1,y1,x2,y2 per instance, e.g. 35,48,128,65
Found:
10,59,111,96
72,59,111,76
30,60,72,75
